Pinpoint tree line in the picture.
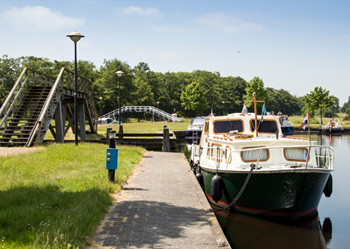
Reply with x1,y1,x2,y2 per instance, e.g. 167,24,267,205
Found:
1,55,348,120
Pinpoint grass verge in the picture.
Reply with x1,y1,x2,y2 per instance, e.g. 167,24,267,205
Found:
0,143,145,248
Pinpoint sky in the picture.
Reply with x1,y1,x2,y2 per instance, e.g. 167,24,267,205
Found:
1,0,350,105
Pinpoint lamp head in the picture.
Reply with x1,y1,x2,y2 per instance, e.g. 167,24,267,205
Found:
109,130,116,139
115,71,123,77
67,31,85,43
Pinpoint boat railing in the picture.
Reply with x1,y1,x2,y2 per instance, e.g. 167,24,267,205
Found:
194,144,334,170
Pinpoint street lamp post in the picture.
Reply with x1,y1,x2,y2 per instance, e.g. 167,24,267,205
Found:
115,70,123,126
99,96,103,116
67,31,84,146
222,100,225,115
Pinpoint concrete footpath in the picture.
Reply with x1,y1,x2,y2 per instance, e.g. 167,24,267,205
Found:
89,151,230,249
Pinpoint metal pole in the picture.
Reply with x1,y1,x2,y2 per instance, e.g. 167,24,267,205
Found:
254,93,258,137
118,77,121,125
108,130,116,182
74,41,78,145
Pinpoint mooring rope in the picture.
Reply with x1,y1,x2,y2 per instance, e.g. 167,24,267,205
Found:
210,163,255,212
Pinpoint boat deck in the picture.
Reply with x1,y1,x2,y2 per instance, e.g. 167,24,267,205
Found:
89,151,230,249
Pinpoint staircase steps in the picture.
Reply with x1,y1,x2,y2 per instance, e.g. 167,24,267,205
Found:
0,85,51,146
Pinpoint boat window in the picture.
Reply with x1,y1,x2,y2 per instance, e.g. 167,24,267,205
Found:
241,147,269,162
207,143,211,159
211,144,222,162
250,120,278,133
213,120,243,134
225,146,232,163
191,118,205,126
204,120,209,135
284,148,309,161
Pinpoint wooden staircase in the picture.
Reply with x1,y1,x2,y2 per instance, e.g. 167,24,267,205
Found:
0,67,98,147
0,86,51,146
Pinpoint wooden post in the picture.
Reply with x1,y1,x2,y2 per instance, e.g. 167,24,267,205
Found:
163,125,170,152
106,127,112,145
54,100,64,143
78,101,86,142
118,124,124,139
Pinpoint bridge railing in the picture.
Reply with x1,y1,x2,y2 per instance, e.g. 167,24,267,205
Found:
0,68,28,130
100,106,181,122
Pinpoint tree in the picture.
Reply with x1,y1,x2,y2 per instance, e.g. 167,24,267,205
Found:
266,87,303,115
0,55,21,105
93,59,134,116
160,71,193,116
180,81,208,116
192,70,221,115
302,86,334,125
220,76,247,114
323,96,338,118
133,62,162,107
244,77,267,108
341,97,350,113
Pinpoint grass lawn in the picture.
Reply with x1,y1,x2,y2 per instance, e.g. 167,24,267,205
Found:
0,143,145,248
288,114,350,128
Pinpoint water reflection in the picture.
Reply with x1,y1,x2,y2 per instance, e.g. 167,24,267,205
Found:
319,134,350,147
215,209,332,249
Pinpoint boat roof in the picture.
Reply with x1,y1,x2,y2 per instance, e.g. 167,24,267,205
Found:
205,113,280,122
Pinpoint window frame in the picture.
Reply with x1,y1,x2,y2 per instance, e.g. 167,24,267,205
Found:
240,146,270,162
213,119,244,135
283,147,310,162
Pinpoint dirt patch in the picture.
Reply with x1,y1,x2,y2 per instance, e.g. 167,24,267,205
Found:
0,147,44,157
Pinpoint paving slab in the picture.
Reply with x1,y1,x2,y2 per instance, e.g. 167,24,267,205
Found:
89,151,230,249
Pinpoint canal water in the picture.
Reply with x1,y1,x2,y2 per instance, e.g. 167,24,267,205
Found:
178,134,350,249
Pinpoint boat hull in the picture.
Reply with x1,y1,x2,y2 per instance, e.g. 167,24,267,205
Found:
323,128,343,134
201,168,330,220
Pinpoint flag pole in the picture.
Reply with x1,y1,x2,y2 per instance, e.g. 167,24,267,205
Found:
254,92,258,137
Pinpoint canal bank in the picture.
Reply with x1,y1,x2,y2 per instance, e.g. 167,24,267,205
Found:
89,151,230,249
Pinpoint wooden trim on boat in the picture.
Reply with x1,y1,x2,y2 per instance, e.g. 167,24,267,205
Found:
285,136,309,141
225,145,232,164
210,142,223,162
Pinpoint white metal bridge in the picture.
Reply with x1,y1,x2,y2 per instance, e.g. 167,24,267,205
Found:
99,106,181,122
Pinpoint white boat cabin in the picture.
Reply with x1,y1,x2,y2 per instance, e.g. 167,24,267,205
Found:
192,113,333,172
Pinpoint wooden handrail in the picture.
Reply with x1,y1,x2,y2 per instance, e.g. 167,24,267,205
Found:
0,67,27,117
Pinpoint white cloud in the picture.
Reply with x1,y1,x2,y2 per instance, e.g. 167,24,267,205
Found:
196,12,264,33
120,6,161,17
151,25,190,34
2,6,85,31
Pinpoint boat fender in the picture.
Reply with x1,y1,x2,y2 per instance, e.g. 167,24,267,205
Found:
323,174,333,198
211,174,223,203
322,217,332,244
196,171,204,186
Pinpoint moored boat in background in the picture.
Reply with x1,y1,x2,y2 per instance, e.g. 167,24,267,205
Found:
185,117,205,148
322,119,344,134
279,115,294,136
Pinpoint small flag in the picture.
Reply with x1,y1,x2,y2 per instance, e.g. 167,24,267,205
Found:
242,104,248,116
261,103,266,122
300,113,309,131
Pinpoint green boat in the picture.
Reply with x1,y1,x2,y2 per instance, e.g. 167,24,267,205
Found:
190,110,334,220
